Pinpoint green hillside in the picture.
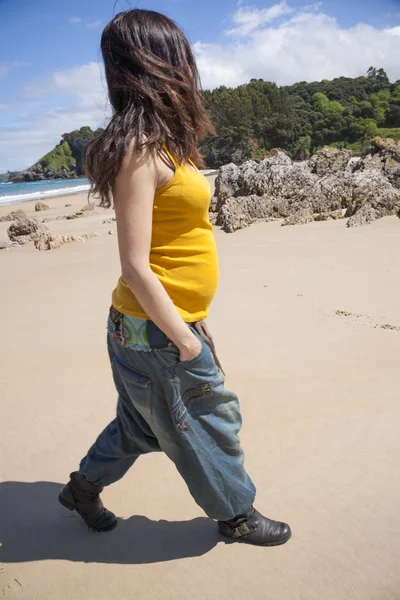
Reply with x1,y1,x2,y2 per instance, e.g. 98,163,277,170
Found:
200,67,400,166
32,126,104,176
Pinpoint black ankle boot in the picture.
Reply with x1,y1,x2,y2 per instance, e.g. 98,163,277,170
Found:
218,507,291,546
58,472,117,532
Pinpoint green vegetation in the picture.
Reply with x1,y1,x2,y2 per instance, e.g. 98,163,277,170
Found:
23,68,400,176
32,126,104,175
200,67,400,166
36,140,76,172
376,127,400,141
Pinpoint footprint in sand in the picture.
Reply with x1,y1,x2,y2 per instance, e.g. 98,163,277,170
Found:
334,310,400,331
0,564,23,597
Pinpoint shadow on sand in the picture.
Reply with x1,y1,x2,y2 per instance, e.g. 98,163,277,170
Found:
0,481,219,565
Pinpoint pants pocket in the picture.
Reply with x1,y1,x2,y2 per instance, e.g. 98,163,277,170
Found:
111,355,152,412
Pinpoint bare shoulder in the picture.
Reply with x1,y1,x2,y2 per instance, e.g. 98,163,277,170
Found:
120,138,157,174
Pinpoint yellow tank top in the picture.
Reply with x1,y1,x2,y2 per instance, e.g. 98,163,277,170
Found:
112,150,219,322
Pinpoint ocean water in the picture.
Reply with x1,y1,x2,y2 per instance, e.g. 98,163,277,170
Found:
0,169,217,206
0,178,91,206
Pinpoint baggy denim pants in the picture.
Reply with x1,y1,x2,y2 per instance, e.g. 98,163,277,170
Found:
79,316,256,521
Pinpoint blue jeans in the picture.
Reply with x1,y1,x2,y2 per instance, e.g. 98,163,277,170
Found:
79,317,256,521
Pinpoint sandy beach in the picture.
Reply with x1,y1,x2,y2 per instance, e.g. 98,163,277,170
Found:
1,183,400,599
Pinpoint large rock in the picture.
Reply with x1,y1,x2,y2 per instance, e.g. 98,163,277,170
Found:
7,216,47,243
386,167,400,190
315,171,354,213
213,142,400,232
282,208,314,226
241,153,294,197
347,204,377,227
214,163,241,211
217,195,275,233
308,147,352,176
345,170,400,225
370,137,400,163
353,137,400,173
35,202,50,212
0,209,27,222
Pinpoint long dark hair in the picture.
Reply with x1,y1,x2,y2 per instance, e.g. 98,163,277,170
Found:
85,9,214,207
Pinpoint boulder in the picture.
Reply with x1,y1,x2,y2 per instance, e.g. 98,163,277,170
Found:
7,216,47,243
0,240,12,250
0,209,27,222
12,209,28,221
353,137,400,173
308,147,352,176
217,195,275,233
370,137,400,163
214,163,241,211
386,167,400,190
35,202,50,212
13,235,34,245
345,170,400,225
347,204,377,227
282,208,314,226
314,209,344,221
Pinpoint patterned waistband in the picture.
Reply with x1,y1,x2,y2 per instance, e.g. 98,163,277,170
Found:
108,307,152,350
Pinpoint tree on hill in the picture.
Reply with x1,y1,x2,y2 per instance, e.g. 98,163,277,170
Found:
199,67,400,166
33,126,104,176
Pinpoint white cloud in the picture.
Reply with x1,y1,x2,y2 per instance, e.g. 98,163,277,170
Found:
226,1,293,36
0,66,8,79
68,17,82,24
302,2,322,11
0,104,9,110
87,20,101,29
195,4,400,89
23,62,107,108
0,63,109,171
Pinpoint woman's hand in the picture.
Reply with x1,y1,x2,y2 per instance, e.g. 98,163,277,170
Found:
178,333,202,362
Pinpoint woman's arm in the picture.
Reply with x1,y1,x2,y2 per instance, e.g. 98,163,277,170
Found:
113,143,201,361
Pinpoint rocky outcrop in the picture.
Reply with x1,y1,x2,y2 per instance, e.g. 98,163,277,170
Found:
0,209,27,222
7,127,103,183
347,204,377,227
211,140,400,231
7,215,48,243
308,146,352,176
214,163,241,212
352,137,400,173
9,165,79,183
35,202,50,212
34,232,99,251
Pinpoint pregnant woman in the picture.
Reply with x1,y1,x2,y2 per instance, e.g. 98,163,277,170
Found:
59,8,291,547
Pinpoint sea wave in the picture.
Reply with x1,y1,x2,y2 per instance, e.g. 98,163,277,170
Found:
0,184,91,206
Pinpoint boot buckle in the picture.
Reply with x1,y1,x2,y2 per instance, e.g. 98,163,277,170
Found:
232,523,250,538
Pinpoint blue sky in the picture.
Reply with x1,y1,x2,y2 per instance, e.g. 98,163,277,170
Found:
1,0,400,172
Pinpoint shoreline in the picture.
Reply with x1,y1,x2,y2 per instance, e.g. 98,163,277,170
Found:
0,172,218,217
0,187,90,207
0,170,219,207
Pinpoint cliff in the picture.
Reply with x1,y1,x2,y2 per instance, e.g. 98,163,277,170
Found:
9,126,103,183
